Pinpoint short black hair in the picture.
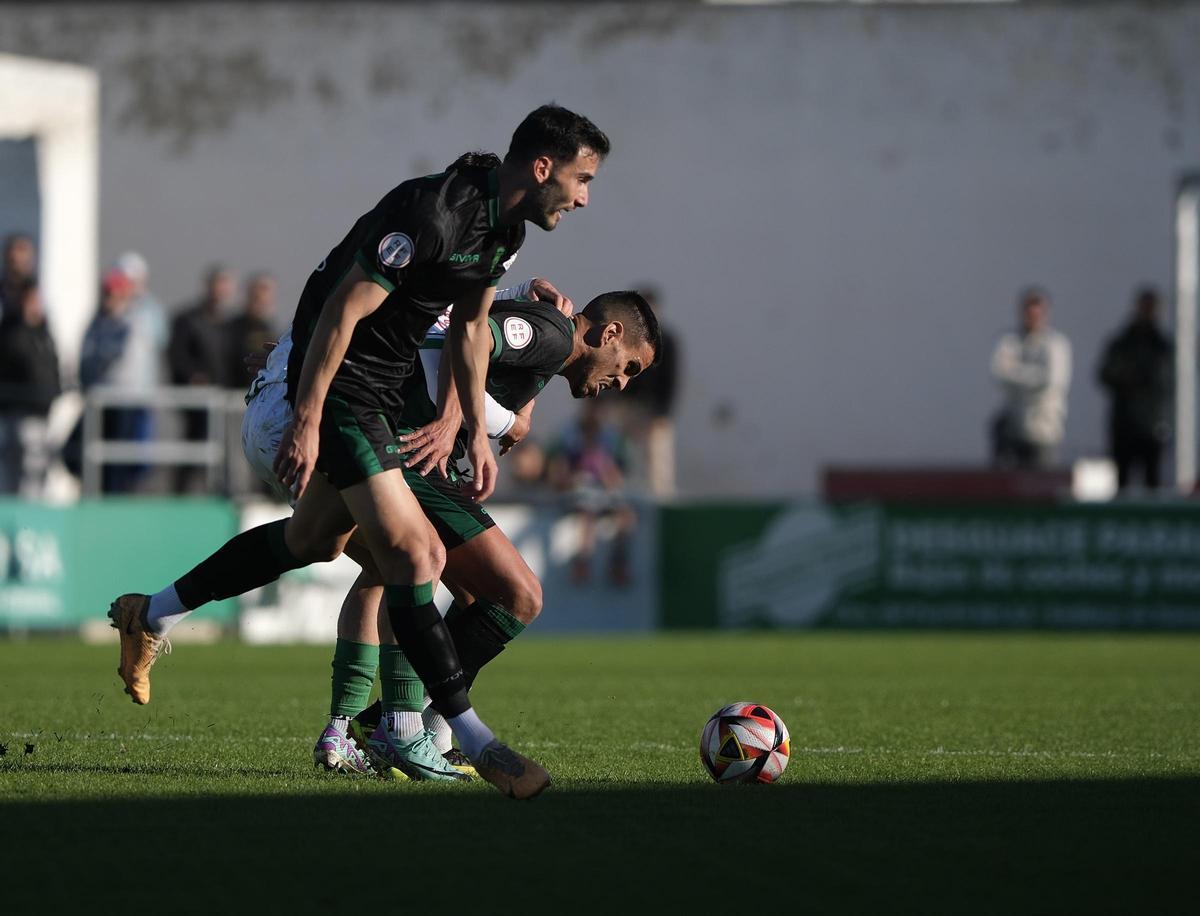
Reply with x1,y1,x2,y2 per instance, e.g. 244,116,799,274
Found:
446,150,502,171
505,104,610,165
1019,285,1050,307
582,290,662,366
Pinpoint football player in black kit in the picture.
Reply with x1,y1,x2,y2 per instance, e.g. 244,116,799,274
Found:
109,105,610,800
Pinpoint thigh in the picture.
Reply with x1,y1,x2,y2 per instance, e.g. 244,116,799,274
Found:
443,526,537,609
289,470,357,559
339,467,438,583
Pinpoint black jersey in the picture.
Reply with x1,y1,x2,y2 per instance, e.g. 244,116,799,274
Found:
399,299,575,461
286,165,524,417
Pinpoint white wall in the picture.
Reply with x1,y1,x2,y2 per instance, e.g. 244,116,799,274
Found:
3,2,1198,496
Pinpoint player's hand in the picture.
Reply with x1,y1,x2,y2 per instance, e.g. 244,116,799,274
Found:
398,414,460,478
529,277,574,316
499,411,533,456
243,341,277,377
273,418,319,500
467,430,497,501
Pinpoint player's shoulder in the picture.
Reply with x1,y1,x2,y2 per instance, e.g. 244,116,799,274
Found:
491,299,574,357
493,298,573,335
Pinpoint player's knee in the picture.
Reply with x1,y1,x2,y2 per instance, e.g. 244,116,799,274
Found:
509,571,542,625
372,532,438,584
285,522,345,564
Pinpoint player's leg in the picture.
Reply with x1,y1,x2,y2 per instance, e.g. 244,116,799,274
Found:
108,472,354,705
331,536,467,782
341,469,548,797
313,566,379,776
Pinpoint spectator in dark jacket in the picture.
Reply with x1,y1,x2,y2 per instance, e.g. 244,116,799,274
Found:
0,233,37,327
0,279,61,496
225,271,277,386
1098,287,1174,491
167,265,237,492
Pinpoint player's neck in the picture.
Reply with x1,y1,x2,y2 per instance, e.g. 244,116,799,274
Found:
496,162,527,225
559,314,589,372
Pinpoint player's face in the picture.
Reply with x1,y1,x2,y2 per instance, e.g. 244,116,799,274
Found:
569,328,654,399
527,148,600,231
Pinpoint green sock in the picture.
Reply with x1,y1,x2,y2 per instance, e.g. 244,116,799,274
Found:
330,638,377,718
379,643,425,714
481,602,525,640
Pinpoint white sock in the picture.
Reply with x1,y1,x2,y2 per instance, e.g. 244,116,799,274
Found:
447,707,495,761
422,696,453,753
384,710,424,742
146,585,190,636
328,715,351,737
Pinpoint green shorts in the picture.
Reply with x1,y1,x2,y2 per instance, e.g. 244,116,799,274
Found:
406,462,495,549
316,396,409,490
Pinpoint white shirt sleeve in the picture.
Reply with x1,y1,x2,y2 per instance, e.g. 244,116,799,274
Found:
494,278,536,302
418,348,515,439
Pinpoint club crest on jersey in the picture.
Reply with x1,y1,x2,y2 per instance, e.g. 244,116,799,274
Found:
503,316,533,350
378,232,414,269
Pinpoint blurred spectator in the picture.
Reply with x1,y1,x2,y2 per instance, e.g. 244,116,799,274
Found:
168,264,237,493
547,402,637,587
0,233,37,326
0,279,61,496
990,287,1072,470
80,270,157,493
115,251,169,387
1098,287,1173,491
226,272,277,386
621,285,679,498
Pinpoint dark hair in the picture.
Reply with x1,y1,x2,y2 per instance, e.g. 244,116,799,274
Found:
1134,285,1161,309
446,150,502,171
505,104,610,165
1019,285,1049,308
582,290,662,366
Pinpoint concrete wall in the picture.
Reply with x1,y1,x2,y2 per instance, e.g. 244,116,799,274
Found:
2,2,1198,496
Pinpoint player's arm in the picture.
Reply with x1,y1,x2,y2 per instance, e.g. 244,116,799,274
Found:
499,399,534,456
274,262,388,497
447,283,499,499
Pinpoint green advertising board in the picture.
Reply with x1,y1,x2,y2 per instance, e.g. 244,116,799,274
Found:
661,501,1200,630
0,498,239,630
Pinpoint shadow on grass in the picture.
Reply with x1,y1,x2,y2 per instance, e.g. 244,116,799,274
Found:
2,777,1195,914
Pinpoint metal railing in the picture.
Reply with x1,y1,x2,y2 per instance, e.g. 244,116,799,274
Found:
80,385,251,497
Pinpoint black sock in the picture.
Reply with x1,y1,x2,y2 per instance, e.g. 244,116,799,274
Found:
385,584,469,717
444,601,517,690
353,698,383,731
174,519,305,610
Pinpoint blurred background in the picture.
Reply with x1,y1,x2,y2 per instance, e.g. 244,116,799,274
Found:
2,0,1199,638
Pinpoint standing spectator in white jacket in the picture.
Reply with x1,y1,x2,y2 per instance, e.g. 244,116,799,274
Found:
990,287,1072,469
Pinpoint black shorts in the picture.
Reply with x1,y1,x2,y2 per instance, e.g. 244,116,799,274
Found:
316,396,409,490
406,462,495,549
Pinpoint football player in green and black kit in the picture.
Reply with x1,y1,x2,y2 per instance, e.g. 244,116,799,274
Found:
238,288,661,780
108,105,609,800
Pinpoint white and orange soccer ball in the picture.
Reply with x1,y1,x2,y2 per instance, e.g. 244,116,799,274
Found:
699,702,790,784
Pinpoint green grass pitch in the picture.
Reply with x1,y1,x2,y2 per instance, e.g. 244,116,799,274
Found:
2,632,1197,913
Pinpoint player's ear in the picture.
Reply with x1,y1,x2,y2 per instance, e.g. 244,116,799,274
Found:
603,320,623,345
532,155,554,184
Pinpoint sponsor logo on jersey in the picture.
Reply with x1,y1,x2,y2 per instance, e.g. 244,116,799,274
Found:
503,316,533,350
449,252,481,264
378,232,415,269
502,252,519,271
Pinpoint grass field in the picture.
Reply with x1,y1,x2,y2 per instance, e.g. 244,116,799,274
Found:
2,632,1197,914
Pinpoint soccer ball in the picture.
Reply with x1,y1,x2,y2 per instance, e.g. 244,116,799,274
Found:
699,702,790,784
